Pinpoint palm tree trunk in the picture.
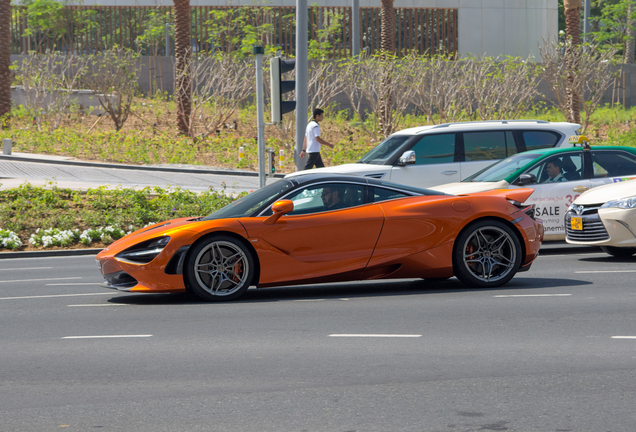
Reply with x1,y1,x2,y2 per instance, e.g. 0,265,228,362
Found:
564,0,581,124
379,0,395,138
174,0,192,136
0,0,11,129
625,2,635,64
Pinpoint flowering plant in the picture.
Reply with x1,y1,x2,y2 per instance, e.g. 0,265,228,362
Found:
0,229,22,249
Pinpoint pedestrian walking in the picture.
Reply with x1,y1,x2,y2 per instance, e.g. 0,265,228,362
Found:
299,108,334,170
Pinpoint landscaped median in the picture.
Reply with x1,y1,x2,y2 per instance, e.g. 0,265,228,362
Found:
0,181,245,252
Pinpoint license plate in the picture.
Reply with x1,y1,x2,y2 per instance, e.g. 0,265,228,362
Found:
571,217,583,230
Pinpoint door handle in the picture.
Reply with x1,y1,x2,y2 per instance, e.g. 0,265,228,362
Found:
442,171,458,175
573,186,589,193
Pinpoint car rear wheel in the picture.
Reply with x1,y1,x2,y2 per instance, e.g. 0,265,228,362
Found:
601,246,636,257
184,235,255,302
453,220,522,288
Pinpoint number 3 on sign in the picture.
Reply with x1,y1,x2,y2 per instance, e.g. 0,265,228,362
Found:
565,194,580,206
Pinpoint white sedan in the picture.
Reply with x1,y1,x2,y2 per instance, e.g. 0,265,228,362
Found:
565,179,636,256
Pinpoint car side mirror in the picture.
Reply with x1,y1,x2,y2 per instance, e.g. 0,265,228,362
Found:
516,173,538,186
397,150,416,166
264,200,294,225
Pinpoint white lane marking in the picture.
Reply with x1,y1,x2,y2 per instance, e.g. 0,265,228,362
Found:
612,336,636,339
62,335,152,339
576,270,636,274
329,334,422,338
494,294,572,298
0,277,82,283
0,293,112,300
0,267,53,271
47,283,101,286
295,298,350,302
67,304,129,307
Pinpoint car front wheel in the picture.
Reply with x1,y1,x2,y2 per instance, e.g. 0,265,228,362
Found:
184,235,255,302
453,220,522,288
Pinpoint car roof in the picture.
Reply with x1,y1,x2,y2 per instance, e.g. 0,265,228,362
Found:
287,172,371,186
393,120,580,136
521,145,636,157
496,146,636,183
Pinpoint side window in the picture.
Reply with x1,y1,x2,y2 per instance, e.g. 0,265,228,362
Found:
372,187,411,203
522,131,561,151
285,183,367,215
505,131,518,156
526,153,583,183
409,133,455,165
463,131,507,161
591,151,636,178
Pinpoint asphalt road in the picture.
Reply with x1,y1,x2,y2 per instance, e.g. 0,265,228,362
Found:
1,250,636,431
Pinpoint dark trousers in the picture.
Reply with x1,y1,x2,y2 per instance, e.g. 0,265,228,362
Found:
303,152,325,170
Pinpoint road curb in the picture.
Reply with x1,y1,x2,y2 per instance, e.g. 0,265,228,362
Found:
0,248,103,259
0,154,287,178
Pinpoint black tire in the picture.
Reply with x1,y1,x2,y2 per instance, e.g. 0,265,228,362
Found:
184,235,255,302
601,246,636,257
453,219,522,288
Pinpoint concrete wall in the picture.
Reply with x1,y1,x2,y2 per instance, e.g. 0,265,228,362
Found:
62,0,558,59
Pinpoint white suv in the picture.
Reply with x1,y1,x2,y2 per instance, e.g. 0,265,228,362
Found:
286,120,581,188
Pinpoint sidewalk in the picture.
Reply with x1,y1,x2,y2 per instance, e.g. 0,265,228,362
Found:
0,152,282,194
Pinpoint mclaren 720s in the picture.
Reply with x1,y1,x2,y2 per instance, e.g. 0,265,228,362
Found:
96,173,544,302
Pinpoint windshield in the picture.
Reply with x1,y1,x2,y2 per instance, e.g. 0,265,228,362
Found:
358,135,411,164
463,153,541,182
202,180,295,220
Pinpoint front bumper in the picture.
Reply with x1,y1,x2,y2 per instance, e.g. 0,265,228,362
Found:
566,206,636,247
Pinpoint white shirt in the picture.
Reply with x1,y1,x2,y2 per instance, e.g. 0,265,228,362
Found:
305,120,321,153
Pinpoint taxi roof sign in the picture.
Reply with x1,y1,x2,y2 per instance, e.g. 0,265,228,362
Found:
569,135,589,144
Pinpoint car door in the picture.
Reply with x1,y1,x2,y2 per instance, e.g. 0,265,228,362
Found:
588,149,636,189
459,131,512,180
239,182,384,285
510,151,590,239
389,133,461,187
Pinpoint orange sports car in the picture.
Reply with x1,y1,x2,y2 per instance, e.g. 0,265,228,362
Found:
96,174,544,302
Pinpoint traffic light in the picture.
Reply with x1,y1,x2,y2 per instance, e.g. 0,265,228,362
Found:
266,147,276,177
270,57,296,124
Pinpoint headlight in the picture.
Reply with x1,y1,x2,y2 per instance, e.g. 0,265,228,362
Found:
116,236,171,264
601,196,636,210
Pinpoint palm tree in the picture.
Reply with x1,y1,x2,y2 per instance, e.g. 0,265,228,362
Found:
564,0,581,124
626,2,635,64
0,0,11,129
379,0,395,138
174,0,192,136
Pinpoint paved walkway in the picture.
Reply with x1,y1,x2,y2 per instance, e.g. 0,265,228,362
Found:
0,152,278,194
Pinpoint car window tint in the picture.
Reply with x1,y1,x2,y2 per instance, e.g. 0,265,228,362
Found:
285,183,367,215
526,153,583,183
591,151,636,178
506,131,518,156
463,131,507,161
409,133,455,164
358,135,411,164
372,187,411,202
522,131,560,151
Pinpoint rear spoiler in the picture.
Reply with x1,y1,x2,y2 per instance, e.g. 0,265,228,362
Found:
455,188,535,204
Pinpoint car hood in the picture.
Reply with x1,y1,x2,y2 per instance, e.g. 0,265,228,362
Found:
574,179,636,205
429,180,510,195
284,163,389,178
98,217,200,256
